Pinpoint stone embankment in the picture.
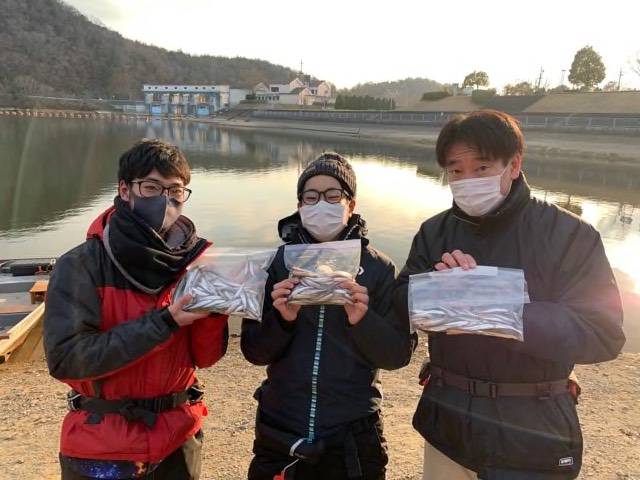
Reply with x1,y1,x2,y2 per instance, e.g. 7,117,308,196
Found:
209,116,640,165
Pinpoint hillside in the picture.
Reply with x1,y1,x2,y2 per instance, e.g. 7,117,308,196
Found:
341,77,443,107
0,0,301,101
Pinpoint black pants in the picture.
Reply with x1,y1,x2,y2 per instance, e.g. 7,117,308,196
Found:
60,430,203,480
248,417,388,480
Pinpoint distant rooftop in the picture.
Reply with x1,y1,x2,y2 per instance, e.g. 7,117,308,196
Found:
142,85,224,93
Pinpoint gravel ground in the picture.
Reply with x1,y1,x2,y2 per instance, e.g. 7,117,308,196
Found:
0,331,638,480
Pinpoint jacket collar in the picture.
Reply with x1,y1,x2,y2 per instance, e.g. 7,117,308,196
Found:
89,197,208,293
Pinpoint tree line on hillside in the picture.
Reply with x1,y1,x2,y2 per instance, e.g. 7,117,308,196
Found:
418,45,634,105
335,95,396,110
0,0,302,103
440,45,624,100
503,46,611,95
1,0,633,112
347,45,626,110
340,77,442,106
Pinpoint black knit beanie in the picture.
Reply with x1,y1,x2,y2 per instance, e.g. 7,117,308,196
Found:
297,152,357,199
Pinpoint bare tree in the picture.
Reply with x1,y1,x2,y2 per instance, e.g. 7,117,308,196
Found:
630,54,640,80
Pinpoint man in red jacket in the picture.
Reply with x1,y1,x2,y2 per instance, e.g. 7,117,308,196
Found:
43,139,229,480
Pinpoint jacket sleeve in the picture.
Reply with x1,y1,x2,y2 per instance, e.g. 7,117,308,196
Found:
240,254,297,366
43,248,181,381
392,225,436,328
515,226,625,364
347,252,418,370
397,225,437,286
189,313,229,368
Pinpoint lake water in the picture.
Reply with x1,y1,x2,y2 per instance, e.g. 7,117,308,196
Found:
1,115,638,352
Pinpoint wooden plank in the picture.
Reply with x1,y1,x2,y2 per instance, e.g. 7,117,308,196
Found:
27,330,45,362
7,321,44,363
0,303,45,358
0,305,35,339
29,280,49,304
29,280,49,293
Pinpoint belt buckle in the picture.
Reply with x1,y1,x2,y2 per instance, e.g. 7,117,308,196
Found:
66,391,81,412
468,380,499,398
189,384,205,403
537,383,552,400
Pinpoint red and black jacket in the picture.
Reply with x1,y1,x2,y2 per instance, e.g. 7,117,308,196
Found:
43,203,228,462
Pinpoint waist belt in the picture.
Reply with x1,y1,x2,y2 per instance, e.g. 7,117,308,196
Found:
428,364,569,400
257,411,380,479
67,383,205,428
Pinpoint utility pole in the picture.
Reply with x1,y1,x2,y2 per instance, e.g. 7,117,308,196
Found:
617,68,623,91
536,67,544,91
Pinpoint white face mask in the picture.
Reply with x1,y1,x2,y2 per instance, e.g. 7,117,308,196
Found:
299,201,349,242
449,166,510,217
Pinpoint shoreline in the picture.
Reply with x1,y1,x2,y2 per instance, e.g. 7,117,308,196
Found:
3,108,640,165
204,116,640,166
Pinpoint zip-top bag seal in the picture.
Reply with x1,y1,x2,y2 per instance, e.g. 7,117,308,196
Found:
408,266,530,341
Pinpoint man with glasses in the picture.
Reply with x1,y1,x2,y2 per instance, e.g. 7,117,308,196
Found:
44,138,229,480
241,152,416,479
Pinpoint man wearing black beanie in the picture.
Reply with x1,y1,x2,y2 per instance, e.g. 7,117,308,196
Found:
241,152,417,479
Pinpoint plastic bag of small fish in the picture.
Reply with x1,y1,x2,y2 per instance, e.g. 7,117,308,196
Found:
284,239,361,305
173,247,277,320
408,266,530,341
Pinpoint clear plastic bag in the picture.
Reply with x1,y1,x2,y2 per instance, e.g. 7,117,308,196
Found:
408,266,529,341
173,247,276,320
284,239,361,305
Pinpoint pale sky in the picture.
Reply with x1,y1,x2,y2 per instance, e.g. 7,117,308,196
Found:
62,0,640,91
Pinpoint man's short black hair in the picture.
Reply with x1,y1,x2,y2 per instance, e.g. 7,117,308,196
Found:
117,139,191,184
436,109,524,168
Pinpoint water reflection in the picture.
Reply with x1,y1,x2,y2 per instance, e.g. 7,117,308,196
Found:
1,116,638,352
0,117,142,231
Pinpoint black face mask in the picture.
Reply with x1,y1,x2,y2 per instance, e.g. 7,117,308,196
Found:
130,192,183,233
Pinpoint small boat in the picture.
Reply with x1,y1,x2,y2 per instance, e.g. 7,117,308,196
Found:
0,258,56,364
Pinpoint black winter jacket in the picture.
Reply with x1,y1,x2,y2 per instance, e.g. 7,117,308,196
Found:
241,212,416,438
399,174,625,479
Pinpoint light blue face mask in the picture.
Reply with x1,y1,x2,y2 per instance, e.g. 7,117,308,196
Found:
130,192,183,233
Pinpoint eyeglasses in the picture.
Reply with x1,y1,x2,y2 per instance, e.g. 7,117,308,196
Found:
300,188,348,205
131,180,192,202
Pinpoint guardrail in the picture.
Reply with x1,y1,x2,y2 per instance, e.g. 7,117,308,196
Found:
253,110,640,132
